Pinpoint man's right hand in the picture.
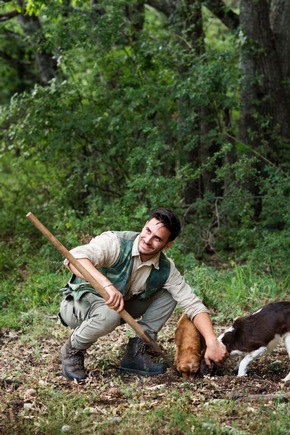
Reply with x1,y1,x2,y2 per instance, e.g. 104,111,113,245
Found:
105,285,124,313
67,258,124,312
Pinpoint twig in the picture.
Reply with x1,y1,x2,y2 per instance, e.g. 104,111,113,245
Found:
230,392,290,401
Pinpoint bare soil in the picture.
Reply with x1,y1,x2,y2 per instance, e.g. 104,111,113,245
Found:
0,312,289,433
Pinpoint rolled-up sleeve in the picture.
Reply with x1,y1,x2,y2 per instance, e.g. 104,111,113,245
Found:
64,231,120,268
164,259,209,320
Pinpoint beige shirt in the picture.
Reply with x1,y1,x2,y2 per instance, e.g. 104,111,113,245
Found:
64,231,209,320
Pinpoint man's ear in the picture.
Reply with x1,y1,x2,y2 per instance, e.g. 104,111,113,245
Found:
164,241,174,250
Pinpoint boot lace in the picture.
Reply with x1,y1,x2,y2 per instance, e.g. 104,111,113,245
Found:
133,342,148,357
68,349,85,369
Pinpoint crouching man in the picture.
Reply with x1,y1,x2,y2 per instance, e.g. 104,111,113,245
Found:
59,208,227,381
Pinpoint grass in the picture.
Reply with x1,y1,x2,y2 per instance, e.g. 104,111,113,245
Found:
2,366,289,435
184,262,289,320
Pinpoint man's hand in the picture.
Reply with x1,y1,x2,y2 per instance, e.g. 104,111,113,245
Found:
67,258,124,313
193,312,228,368
204,338,228,367
105,285,124,313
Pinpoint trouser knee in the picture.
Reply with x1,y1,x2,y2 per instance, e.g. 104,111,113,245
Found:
71,304,121,349
124,289,177,339
59,297,81,329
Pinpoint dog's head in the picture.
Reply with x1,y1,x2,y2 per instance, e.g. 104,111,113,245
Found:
176,357,201,378
218,327,236,353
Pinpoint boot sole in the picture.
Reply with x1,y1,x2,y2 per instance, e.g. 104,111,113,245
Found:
62,368,87,382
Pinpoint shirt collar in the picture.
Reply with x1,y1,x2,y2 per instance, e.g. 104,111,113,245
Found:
132,235,160,269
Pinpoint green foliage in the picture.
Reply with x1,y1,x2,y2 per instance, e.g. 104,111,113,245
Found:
0,249,66,327
0,0,289,310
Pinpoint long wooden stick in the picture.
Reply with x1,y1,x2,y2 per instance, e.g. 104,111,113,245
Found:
26,212,178,373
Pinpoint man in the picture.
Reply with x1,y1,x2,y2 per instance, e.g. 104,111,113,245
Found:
59,208,227,381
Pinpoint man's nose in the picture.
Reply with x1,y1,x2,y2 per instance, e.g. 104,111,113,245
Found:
144,235,153,244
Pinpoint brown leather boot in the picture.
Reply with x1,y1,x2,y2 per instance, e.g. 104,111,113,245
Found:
60,338,87,381
119,337,167,376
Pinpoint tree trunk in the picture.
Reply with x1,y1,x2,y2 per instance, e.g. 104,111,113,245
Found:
17,13,57,84
239,0,290,162
174,0,225,203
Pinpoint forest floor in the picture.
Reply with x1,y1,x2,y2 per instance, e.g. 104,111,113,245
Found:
0,311,289,434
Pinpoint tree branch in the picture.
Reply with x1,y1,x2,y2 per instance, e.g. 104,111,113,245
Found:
203,0,239,30
146,0,178,18
231,392,290,401
0,10,20,21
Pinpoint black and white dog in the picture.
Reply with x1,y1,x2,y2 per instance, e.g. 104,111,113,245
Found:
218,301,290,381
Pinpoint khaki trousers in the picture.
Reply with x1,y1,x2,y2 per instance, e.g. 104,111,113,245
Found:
59,289,177,350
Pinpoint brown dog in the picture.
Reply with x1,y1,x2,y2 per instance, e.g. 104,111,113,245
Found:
174,313,205,378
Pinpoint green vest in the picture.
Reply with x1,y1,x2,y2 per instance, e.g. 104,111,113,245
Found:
61,231,171,300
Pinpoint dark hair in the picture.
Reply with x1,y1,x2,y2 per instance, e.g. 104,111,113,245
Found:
149,208,181,241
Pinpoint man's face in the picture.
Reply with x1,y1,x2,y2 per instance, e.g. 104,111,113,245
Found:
138,218,173,261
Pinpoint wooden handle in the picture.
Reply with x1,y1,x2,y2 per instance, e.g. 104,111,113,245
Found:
26,212,177,372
